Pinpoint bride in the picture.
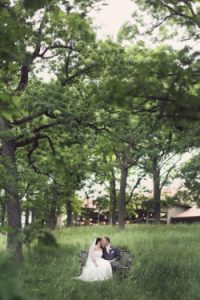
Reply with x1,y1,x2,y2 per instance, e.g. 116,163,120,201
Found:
76,237,112,282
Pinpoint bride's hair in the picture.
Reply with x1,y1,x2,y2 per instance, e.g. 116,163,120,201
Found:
95,237,102,245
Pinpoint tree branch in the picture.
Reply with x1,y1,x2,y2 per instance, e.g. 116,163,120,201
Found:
130,105,160,114
160,0,199,27
15,128,57,149
16,61,29,92
159,153,176,170
15,13,46,93
184,0,196,18
143,95,173,102
28,138,39,173
126,173,146,205
159,131,172,158
61,64,96,86
64,49,72,80
27,134,55,177
38,43,75,59
151,13,176,30
11,110,56,126
16,136,38,148
74,118,110,133
33,120,60,133
15,119,60,144
160,159,178,189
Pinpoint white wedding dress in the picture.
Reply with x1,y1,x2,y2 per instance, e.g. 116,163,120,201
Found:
76,244,112,282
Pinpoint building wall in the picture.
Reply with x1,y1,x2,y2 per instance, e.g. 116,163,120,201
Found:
57,215,66,228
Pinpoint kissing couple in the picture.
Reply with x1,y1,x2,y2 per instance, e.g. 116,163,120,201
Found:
76,236,121,282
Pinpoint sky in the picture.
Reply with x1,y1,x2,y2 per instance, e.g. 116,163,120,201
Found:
90,0,200,50
90,0,135,39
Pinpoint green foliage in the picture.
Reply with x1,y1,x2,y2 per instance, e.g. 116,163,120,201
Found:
0,254,24,300
0,0,97,118
134,0,200,39
179,153,200,204
95,42,200,122
23,0,53,11
93,195,110,211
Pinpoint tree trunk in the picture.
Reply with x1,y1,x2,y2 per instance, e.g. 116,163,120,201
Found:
109,169,117,225
47,187,58,230
118,165,128,230
152,158,161,224
31,208,36,224
0,199,6,226
66,199,73,227
0,117,22,261
25,207,30,226
146,210,149,224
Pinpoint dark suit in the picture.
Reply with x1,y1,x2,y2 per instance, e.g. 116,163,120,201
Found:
102,246,121,271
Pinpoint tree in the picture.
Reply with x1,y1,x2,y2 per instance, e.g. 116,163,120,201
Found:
179,153,200,205
15,83,97,228
90,107,145,229
138,120,181,223
131,1,200,124
0,0,101,261
89,139,119,225
134,0,200,38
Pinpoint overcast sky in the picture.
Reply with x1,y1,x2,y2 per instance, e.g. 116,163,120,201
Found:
90,0,135,39
90,0,200,50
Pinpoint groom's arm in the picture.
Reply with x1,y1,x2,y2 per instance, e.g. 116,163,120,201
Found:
115,248,121,261
109,248,121,262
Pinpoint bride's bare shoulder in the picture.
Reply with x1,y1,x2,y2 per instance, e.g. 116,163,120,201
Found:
93,246,102,251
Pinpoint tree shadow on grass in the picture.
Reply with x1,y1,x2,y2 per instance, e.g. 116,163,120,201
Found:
22,244,80,299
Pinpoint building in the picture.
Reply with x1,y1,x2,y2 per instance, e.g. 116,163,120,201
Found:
171,206,200,224
127,204,191,224
56,197,109,227
56,194,199,226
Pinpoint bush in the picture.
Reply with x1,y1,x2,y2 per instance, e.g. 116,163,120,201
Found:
23,225,58,249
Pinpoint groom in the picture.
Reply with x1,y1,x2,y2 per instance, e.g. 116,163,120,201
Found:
101,237,121,271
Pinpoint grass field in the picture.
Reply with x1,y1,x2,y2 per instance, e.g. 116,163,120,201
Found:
1,224,200,300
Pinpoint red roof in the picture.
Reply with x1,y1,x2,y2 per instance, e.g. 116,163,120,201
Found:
173,206,200,218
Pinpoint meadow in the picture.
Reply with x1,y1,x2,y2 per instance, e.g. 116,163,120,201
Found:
1,224,200,300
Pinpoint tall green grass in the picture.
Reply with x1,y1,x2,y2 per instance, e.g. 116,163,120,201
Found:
1,225,200,300
0,234,24,300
